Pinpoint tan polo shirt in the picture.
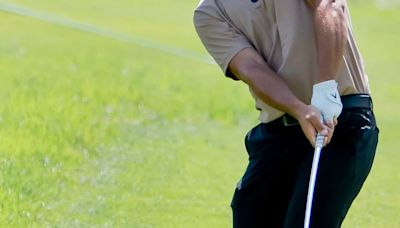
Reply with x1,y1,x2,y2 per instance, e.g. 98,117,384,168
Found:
194,0,371,123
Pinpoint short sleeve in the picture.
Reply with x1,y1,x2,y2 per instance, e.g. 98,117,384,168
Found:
193,4,252,80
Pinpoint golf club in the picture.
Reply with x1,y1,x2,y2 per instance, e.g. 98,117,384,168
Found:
304,133,325,228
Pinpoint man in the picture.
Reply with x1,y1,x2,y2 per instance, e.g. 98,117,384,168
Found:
193,0,379,227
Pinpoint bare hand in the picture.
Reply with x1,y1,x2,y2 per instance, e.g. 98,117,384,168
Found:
295,105,335,147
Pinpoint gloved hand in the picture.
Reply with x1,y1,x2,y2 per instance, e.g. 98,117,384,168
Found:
311,80,343,122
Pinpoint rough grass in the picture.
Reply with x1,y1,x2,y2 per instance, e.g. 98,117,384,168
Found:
0,0,399,227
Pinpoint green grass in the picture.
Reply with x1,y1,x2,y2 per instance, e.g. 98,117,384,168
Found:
0,0,399,227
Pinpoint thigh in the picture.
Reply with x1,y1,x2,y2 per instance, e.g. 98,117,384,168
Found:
284,109,379,228
232,123,308,228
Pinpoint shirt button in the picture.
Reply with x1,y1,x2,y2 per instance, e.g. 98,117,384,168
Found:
251,0,258,2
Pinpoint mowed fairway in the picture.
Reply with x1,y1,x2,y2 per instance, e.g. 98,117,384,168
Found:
0,0,399,227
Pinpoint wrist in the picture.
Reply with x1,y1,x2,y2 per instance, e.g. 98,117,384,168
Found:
287,100,308,120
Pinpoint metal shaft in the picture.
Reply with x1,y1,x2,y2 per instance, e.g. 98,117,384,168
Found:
304,134,325,228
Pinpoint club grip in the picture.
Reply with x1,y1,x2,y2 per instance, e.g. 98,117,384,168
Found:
315,133,324,148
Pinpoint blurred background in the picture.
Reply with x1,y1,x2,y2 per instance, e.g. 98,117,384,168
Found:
0,0,399,227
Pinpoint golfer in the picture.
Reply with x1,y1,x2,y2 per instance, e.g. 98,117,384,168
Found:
194,0,379,227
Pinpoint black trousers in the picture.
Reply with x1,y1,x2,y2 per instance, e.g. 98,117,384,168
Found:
231,98,379,227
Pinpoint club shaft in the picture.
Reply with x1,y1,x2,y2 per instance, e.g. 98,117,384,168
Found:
304,135,324,228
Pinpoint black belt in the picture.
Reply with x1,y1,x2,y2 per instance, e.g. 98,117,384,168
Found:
279,94,373,127
341,94,373,110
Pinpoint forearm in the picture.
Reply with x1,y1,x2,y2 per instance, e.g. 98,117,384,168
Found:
246,68,306,118
311,0,348,82
229,51,306,119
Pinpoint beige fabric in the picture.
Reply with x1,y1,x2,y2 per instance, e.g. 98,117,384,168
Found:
194,0,370,123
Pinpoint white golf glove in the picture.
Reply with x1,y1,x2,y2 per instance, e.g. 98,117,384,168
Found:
311,80,343,122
